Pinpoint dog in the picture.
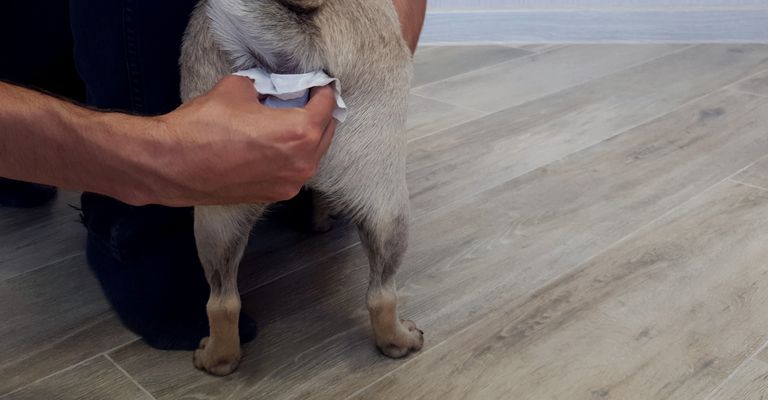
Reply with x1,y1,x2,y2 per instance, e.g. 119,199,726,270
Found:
180,0,422,375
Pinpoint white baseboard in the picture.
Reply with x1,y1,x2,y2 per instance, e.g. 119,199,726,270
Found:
428,1,768,11
420,10,768,44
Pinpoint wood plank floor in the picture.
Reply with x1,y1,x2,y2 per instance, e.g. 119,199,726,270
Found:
3,44,768,399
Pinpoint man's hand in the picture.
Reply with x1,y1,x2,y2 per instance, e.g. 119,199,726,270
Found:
0,0,423,207
0,77,337,207
392,0,427,54
151,76,337,206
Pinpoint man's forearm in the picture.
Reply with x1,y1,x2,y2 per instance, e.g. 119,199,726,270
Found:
392,0,427,54
0,81,161,203
0,77,339,207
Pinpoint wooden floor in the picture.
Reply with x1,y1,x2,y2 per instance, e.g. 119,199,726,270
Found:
4,44,768,399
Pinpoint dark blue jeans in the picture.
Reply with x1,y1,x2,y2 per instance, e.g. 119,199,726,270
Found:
0,2,84,100
2,0,197,113
69,0,198,114
1,0,253,350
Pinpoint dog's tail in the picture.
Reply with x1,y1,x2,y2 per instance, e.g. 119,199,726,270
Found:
206,0,326,72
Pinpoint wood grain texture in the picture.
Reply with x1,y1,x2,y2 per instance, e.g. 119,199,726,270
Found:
707,359,768,400
3,356,153,400
412,45,532,87
406,94,486,142
733,156,768,190
108,87,768,400
241,44,714,294
0,255,137,395
7,44,768,400
353,180,768,400
0,191,84,280
732,68,768,96
409,44,768,217
757,339,768,364
235,201,360,294
413,44,687,113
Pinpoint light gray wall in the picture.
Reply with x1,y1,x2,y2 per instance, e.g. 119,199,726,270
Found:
428,0,768,10
422,1,768,43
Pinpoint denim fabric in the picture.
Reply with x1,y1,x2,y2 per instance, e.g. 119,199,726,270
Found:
0,1,84,100
2,0,256,350
69,0,198,114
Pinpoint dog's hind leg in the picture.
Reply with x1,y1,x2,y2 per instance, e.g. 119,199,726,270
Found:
354,186,424,358
192,204,264,376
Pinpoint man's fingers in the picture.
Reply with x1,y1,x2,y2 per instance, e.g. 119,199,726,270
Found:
216,75,265,102
315,117,336,162
305,85,337,128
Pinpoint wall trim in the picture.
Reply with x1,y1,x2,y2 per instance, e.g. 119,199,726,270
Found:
428,1,768,11
420,9,768,44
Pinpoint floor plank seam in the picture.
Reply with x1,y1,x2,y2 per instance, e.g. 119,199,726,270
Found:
100,337,143,358
104,354,159,400
504,42,569,53
0,312,114,372
407,112,487,143
703,334,768,400
406,100,491,144
240,241,361,295
728,178,768,193
410,44,587,92
0,338,141,399
721,63,768,90
409,93,491,118
0,355,101,399
725,87,768,99
412,43,697,113
2,250,85,283
345,150,768,400
406,90,491,114
10,313,119,369
406,81,723,227
504,44,569,54
728,153,768,181
410,47,539,92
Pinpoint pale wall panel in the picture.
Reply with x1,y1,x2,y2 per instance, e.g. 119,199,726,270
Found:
429,0,768,10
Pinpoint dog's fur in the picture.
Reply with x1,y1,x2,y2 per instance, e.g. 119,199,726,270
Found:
180,0,421,375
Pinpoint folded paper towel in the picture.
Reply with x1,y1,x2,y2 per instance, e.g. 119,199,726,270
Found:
233,68,348,122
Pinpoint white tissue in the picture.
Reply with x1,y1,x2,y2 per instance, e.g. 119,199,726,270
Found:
233,68,348,122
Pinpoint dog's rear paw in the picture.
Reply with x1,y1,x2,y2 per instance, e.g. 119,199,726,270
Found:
376,320,424,359
193,336,241,376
